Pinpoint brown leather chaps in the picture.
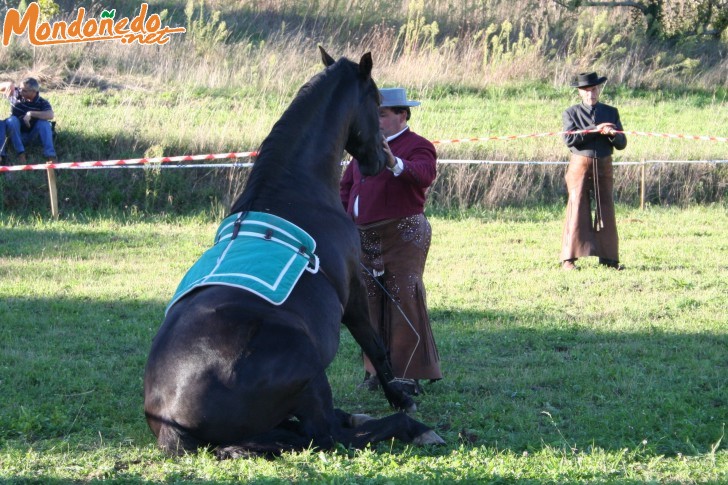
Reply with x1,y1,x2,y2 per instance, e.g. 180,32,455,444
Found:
560,154,619,262
358,214,442,381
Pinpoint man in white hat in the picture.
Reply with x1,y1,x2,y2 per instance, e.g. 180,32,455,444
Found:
340,87,442,392
560,72,627,270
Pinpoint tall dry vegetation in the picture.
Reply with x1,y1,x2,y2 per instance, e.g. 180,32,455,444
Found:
0,0,726,212
11,0,726,90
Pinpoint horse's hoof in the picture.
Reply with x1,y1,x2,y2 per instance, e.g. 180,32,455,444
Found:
405,402,417,414
349,413,374,427
413,430,445,446
389,378,422,396
215,446,257,460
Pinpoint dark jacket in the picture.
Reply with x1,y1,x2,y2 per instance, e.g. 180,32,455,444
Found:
562,102,627,157
340,128,436,225
9,88,53,133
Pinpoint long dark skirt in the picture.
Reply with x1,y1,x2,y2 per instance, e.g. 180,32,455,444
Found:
560,154,619,263
358,214,442,380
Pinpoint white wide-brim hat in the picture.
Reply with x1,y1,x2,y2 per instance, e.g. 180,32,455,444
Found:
380,87,421,108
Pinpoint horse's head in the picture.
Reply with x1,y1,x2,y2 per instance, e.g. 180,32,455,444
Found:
320,47,386,177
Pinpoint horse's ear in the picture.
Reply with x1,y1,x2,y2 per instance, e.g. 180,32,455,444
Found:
359,52,373,78
319,46,335,67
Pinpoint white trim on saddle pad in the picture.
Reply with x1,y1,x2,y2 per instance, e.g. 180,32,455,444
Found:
166,211,319,313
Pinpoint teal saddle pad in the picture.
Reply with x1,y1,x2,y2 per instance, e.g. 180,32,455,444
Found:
166,211,320,313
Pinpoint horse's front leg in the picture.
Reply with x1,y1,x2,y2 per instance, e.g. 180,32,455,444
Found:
336,410,444,448
342,274,416,413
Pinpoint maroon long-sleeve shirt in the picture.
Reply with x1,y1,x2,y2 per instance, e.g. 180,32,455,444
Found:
340,128,437,225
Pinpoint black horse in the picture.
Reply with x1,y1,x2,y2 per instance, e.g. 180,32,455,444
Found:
143,48,443,458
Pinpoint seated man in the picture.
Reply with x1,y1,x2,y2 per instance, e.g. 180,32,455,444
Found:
0,77,57,164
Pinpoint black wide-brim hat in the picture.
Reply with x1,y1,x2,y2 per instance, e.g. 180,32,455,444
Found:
571,72,608,88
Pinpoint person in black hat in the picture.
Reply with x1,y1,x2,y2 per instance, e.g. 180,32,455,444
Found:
560,72,627,270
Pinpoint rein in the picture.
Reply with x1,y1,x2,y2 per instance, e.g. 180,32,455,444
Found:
359,262,421,380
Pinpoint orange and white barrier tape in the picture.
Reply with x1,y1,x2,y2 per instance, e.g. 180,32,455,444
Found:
431,129,728,145
621,131,727,142
436,159,727,166
433,131,563,144
0,151,257,172
1,129,725,172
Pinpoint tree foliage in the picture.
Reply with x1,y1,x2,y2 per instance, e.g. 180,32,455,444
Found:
552,0,728,39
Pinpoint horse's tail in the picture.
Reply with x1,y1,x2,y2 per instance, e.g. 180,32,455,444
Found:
214,428,330,460
147,413,202,457
150,416,288,459
214,442,291,460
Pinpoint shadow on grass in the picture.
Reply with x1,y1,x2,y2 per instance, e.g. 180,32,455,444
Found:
337,306,726,458
0,294,724,466
0,226,137,260
1,218,726,464
0,223,725,474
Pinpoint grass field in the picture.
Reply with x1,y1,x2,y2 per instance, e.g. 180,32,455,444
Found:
42,80,728,165
0,205,725,483
2,2,727,212
0,2,726,481
2,82,725,216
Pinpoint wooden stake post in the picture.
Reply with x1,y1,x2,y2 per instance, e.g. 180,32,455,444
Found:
46,162,59,219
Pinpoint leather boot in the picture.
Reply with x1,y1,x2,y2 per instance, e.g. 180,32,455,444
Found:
357,372,379,391
599,258,624,270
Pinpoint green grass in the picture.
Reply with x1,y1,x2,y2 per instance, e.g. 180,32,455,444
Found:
44,84,728,165
3,2,727,212
0,205,726,483
4,1,728,170
420,86,728,162
0,83,718,215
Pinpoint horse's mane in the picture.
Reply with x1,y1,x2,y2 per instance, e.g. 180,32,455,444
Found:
231,57,358,213
259,58,355,160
